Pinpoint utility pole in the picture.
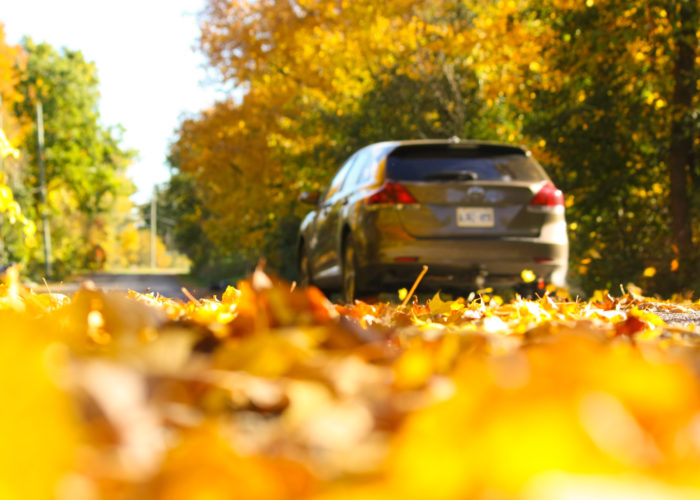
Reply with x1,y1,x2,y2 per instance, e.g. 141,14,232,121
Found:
150,185,157,269
36,101,51,278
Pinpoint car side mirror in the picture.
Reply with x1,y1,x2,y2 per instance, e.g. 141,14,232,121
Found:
299,190,320,205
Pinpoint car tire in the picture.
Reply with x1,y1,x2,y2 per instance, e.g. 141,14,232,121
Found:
298,244,311,288
515,281,545,299
342,234,358,303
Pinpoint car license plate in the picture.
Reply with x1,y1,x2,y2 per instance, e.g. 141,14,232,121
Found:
456,207,494,228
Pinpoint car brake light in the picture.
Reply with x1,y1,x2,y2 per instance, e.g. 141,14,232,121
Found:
367,181,418,205
394,257,418,262
530,182,564,208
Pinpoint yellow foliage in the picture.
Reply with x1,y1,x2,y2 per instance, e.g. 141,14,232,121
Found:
521,269,537,283
393,348,434,390
0,129,19,159
0,172,37,247
0,315,78,500
143,425,315,500
0,26,36,248
3,267,700,498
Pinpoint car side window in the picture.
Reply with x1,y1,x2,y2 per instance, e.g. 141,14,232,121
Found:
354,156,374,187
342,148,370,191
322,153,357,203
349,145,392,188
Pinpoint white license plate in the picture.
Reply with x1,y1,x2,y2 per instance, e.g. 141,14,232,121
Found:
456,207,494,228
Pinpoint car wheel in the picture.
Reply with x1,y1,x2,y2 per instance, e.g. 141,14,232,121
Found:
342,234,358,303
298,245,311,288
515,281,545,299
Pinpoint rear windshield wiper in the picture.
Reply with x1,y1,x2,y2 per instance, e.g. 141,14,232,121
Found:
423,171,478,181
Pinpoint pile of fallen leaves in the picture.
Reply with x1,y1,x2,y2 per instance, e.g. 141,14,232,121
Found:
2,266,700,500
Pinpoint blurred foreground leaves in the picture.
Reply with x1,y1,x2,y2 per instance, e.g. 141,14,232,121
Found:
2,267,700,500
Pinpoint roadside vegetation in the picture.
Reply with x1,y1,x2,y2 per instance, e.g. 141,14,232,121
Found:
1,1,698,292
0,28,190,279
162,0,698,296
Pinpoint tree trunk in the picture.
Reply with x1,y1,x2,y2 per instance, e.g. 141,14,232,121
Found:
669,0,697,270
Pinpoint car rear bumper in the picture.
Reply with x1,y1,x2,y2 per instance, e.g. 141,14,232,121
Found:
359,237,568,290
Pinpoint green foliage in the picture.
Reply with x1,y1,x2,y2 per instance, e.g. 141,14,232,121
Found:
325,64,495,154
144,173,212,270
12,39,135,278
521,0,698,294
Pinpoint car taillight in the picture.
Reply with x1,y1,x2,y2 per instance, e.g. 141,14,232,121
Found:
366,181,418,205
530,182,564,208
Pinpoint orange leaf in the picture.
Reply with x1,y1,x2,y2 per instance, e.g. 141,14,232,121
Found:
614,314,648,337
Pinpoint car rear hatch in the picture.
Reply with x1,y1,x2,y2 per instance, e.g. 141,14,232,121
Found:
384,143,551,238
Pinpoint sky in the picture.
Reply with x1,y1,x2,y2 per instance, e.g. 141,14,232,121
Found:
1,0,222,204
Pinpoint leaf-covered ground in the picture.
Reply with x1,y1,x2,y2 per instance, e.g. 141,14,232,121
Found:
2,266,700,500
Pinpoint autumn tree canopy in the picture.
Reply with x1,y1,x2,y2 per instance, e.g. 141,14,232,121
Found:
168,0,698,293
0,26,38,266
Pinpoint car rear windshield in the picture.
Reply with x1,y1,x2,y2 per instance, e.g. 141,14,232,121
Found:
386,145,547,182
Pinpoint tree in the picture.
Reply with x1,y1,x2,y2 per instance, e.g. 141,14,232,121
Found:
0,24,36,266
170,0,697,293
668,0,698,273
171,0,514,276
13,39,135,278
142,173,219,274
514,0,698,292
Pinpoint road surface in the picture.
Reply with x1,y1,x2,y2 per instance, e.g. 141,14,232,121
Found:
648,307,700,330
48,272,201,301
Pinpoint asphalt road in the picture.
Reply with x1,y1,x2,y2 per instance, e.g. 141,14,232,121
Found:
48,272,198,301
648,307,700,329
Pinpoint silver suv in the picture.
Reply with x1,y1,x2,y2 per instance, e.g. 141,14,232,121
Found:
298,139,569,301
